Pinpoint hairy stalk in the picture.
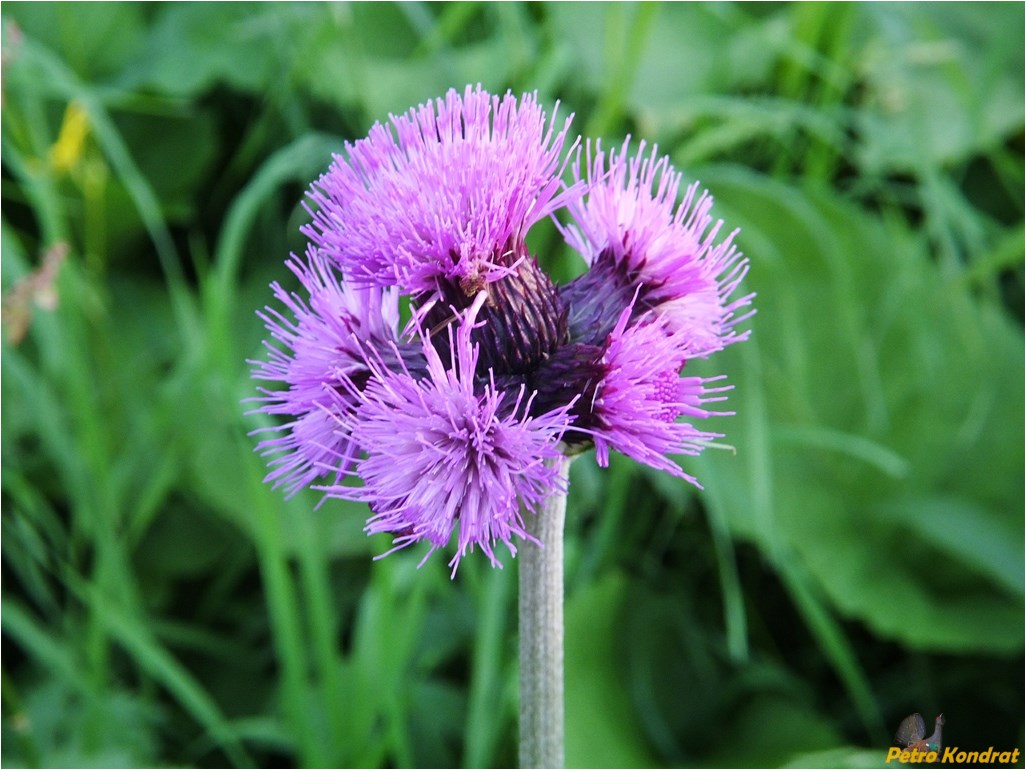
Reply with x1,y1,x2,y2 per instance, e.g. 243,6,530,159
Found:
518,454,571,769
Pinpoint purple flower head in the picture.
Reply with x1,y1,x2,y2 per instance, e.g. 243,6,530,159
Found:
590,305,732,488
327,295,574,575
250,85,754,572
305,85,577,300
560,140,754,357
249,248,406,497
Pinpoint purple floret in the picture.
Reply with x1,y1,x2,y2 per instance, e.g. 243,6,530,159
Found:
249,247,406,497
325,295,574,574
560,139,754,357
304,85,577,301
590,306,733,488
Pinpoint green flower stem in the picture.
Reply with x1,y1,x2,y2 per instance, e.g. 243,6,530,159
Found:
518,454,571,769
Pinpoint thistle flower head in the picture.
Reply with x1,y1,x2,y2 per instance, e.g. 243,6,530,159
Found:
250,86,754,572
560,140,754,356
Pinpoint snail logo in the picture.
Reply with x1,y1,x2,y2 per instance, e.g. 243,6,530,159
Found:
895,713,945,754
886,713,1022,765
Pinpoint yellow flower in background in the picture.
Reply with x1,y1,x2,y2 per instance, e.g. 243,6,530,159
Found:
49,101,89,174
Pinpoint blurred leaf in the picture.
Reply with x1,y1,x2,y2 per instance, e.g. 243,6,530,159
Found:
463,564,516,767
1,474,66,615
856,3,1024,172
701,695,843,768
877,496,1023,597
630,4,774,109
94,597,253,766
409,679,467,768
783,746,886,768
1,601,91,695
114,109,219,222
120,3,303,98
691,168,1024,653
133,503,237,579
183,395,376,558
3,2,147,83
565,572,662,768
7,677,161,769
546,3,786,144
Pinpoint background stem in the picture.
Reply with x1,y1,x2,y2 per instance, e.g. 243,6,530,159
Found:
518,455,570,769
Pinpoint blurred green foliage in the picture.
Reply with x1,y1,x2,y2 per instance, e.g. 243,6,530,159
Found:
1,2,1022,767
